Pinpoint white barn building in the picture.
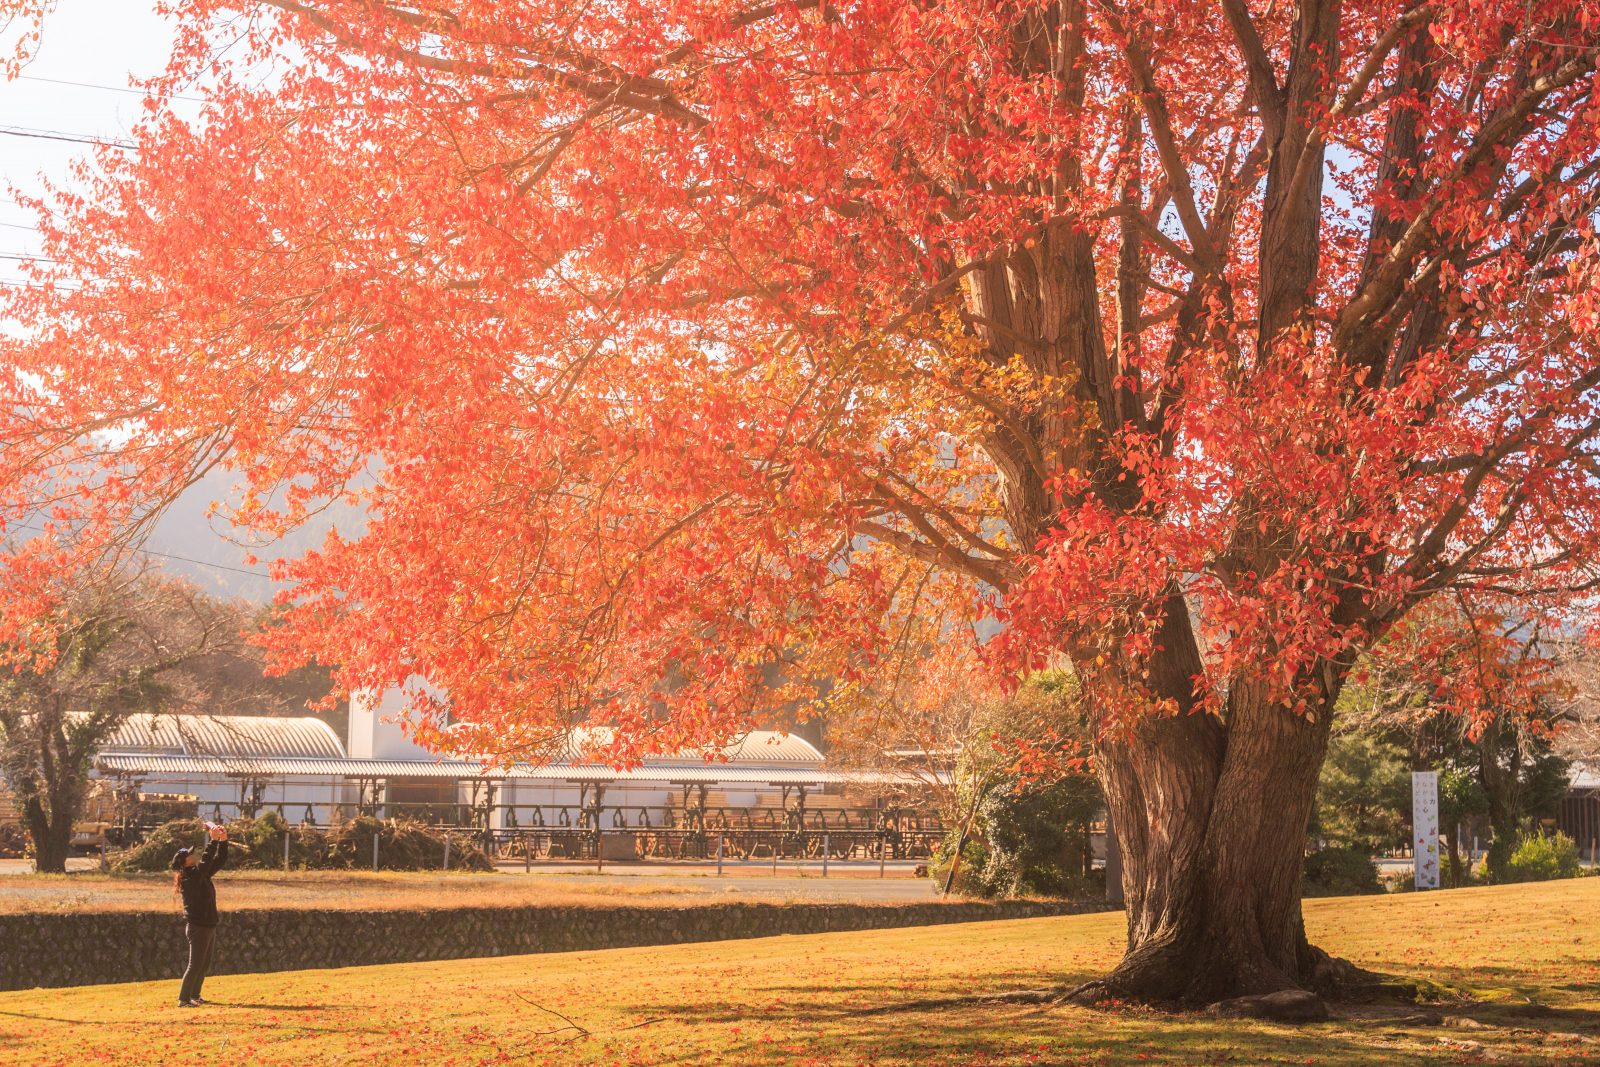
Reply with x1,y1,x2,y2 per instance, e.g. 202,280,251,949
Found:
88,694,938,856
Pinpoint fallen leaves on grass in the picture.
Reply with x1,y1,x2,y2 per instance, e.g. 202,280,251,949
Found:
0,880,1596,1065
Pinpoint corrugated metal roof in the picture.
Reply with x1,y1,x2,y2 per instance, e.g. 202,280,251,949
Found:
92,753,927,786
100,714,346,759
98,716,819,766
1572,763,1600,792
703,730,825,765
563,727,824,766
95,754,460,778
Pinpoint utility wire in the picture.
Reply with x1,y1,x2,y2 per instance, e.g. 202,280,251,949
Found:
10,521,274,578
1,196,59,213
0,279,81,290
15,74,205,104
0,125,135,149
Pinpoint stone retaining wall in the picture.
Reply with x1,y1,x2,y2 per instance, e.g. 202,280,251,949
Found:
0,899,1110,991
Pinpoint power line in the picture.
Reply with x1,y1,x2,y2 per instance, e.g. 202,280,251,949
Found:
0,252,63,264
0,125,135,149
15,73,205,104
1,196,58,214
10,521,275,578
0,279,80,290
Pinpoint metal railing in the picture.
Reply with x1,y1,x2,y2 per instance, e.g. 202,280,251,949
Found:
111,800,945,865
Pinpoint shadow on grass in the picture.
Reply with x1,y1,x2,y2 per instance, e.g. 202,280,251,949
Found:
1559,981,1600,994
625,989,1418,1067
624,971,1600,1067
0,1009,121,1027
1451,1002,1600,1030
0,1004,391,1043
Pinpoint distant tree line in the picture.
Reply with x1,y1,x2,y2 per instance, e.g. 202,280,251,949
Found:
1310,602,1589,889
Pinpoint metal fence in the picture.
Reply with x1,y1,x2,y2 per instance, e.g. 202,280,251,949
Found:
110,799,945,866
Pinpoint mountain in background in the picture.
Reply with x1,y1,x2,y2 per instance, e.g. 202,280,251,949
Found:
144,464,365,603
136,466,360,734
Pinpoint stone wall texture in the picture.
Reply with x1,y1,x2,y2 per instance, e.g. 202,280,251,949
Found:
0,899,1111,991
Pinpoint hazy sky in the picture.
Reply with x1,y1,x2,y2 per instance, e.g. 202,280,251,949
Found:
1,2,179,288
2,4,356,602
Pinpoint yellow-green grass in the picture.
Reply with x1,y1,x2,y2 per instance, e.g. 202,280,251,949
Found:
0,869,905,914
1,879,1596,1066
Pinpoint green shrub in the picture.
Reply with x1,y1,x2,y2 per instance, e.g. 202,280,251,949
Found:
925,836,991,897
973,778,1100,898
231,810,330,870
113,816,322,872
930,774,1101,900
113,819,209,872
1303,847,1382,897
1380,871,1418,893
325,816,492,872
0,823,27,859
1500,832,1582,883
1312,733,1411,855
113,815,491,873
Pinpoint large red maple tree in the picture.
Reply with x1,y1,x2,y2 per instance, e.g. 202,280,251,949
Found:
4,0,1600,1003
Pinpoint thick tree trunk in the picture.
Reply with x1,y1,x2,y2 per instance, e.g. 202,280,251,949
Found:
1097,699,1334,1003
24,798,71,875
1090,602,1340,1004
1445,828,1465,886
957,6,1350,1005
1479,720,1522,880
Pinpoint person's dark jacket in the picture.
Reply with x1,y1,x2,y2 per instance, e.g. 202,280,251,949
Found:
178,839,228,927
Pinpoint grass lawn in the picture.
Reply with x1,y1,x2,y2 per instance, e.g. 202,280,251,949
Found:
0,879,1595,1066
0,869,925,914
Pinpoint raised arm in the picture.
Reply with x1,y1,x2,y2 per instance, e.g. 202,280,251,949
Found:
197,837,228,877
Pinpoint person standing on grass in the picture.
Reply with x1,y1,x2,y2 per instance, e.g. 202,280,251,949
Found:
171,823,228,1007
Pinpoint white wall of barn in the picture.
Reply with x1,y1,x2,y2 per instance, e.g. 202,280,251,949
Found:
83,688,850,828
97,774,360,826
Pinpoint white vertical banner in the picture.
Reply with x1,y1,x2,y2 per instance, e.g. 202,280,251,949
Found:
1412,770,1440,890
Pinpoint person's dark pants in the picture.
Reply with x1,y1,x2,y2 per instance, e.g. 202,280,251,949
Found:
178,923,217,1003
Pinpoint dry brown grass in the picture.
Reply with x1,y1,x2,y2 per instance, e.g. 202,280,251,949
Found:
0,879,1596,1066
0,868,932,914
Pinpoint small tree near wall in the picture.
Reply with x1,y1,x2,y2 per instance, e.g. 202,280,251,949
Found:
0,572,245,872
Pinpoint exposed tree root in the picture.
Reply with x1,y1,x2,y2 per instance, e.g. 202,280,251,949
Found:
1059,979,1117,1006
1299,943,1423,1005
845,987,1070,1016
842,946,1428,1022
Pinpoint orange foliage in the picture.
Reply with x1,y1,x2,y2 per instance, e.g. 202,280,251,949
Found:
1,0,1598,762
